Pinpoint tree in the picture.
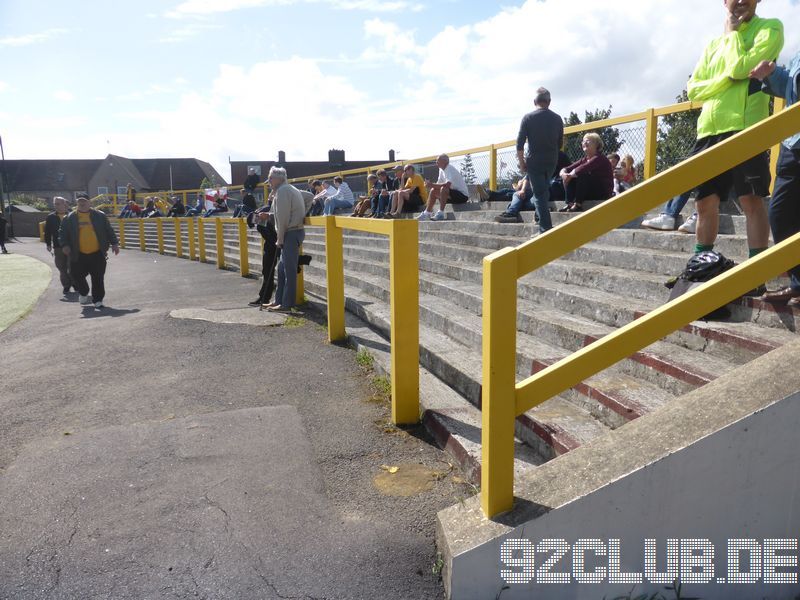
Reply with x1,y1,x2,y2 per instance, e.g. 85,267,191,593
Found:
459,153,477,184
655,89,699,174
563,106,622,162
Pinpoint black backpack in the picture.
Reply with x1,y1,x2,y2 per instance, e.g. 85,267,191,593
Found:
665,251,737,320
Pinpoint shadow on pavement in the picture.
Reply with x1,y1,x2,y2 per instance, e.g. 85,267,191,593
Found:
79,307,141,318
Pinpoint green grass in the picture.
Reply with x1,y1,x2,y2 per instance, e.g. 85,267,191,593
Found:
355,348,374,368
283,316,305,328
371,375,391,398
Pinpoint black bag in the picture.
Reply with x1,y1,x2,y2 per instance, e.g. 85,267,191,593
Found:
665,251,736,320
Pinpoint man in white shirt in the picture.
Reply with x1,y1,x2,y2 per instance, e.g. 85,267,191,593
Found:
323,176,355,215
418,154,469,222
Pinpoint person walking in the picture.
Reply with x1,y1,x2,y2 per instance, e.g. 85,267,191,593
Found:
59,193,119,308
262,167,305,312
44,196,72,293
515,87,564,233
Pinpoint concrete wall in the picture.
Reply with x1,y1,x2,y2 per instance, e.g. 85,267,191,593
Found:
438,340,800,600
6,211,48,237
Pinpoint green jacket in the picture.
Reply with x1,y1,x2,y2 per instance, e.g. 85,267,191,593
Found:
688,15,784,139
59,208,119,262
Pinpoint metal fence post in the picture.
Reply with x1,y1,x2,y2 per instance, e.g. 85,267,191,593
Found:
118,220,126,248
38,221,45,241
296,244,305,306
389,219,420,425
238,219,249,277
489,144,498,192
324,216,346,342
139,220,146,251
156,219,164,255
643,108,658,180
215,218,225,269
174,218,183,258
198,218,207,263
481,248,519,518
187,219,196,260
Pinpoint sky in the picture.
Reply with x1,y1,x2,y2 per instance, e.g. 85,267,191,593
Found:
1,0,798,183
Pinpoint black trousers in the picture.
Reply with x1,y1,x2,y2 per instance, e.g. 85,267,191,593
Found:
259,243,280,304
53,247,71,290
565,173,610,205
71,251,107,302
768,146,800,289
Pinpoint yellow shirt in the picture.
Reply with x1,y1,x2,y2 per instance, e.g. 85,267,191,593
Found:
403,173,429,202
77,211,100,254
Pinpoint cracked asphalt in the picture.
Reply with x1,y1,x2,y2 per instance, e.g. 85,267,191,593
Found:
0,239,474,600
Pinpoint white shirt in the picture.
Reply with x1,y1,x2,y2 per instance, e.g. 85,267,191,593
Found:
329,181,355,205
437,163,469,196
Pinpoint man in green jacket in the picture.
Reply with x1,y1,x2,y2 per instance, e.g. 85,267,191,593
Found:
59,193,119,308
686,0,783,285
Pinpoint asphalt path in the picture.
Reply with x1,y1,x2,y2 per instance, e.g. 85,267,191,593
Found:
0,238,473,600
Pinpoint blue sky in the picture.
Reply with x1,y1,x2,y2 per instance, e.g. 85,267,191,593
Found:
1,0,798,182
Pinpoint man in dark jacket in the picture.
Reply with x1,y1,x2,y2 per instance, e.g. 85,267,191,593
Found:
243,168,261,197
59,193,119,308
45,196,72,294
247,205,279,307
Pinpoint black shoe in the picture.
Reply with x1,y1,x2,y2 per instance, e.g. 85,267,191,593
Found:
63,287,71,294
494,212,522,224
248,298,263,306
299,254,312,266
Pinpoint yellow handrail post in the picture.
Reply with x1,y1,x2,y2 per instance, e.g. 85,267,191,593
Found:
39,221,45,242
139,220,145,251
174,218,183,258
215,218,225,269
118,220,126,248
198,218,207,263
325,216,346,342
390,219,420,425
296,244,305,306
156,219,164,255
481,247,519,518
770,97,786,194
489,144,498,192
187,219,196,260
238,219,249,277
643,107,658,180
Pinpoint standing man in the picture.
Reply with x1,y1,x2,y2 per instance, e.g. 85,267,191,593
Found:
686,0,783,287
247,201,280,308
44,196,72,294
263,167,305,312
418,154,469,221
751,51,800,305
59,193,119,308
243,167,260,197
516,87,564,234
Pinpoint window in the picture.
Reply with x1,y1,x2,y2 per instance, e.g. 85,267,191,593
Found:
97,186,109,196
117,186,128,197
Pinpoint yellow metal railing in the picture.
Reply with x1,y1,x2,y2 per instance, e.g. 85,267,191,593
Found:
480,103,800,518
303,215,420,425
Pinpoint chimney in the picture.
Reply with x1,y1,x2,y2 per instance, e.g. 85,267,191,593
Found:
388,149,395,162
328,149,345,168
278,150,286,164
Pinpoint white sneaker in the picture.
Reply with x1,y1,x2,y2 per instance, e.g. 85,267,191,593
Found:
94,301,104,308
678,212,698,234
79,294,91,305
641,214,676,231
432,210,445,222
416,211,431,221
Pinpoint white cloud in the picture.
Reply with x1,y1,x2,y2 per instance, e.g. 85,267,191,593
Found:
0,28,69,47
54,90,74,102
165,0,420,18
0,81,8,93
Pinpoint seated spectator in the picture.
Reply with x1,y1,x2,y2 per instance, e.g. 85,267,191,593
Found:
185,193,205,217
607,153,620,170
142,197,163,218
308,180,326,216
494,176,535,223
614,154,637,194
549,150,571,202
418,154,469,221
322,176,355,215
233,191,257,218
641,191,698,233
558,133,613,212
351,174,378,217
370,168,400,218
388,165,428,217
243,167,260,197
153,195,169,214
119,199,141,218
203,195,229,217
166,196,186,217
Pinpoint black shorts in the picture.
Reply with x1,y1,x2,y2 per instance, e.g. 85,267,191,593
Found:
692,132,771,200
448,189,469,204
402,188,423,212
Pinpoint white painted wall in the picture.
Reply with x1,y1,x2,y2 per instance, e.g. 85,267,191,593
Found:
449,392,800,600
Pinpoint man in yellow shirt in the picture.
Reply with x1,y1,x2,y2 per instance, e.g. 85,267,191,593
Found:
59,193,119,308
388,164,428,217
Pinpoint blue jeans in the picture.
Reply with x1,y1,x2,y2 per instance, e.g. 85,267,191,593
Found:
323,198,353,215
275,228,305,308
371,193,391,215
664,191,692,218
525,167,553,233
506,192,536,214
768,146,800,290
